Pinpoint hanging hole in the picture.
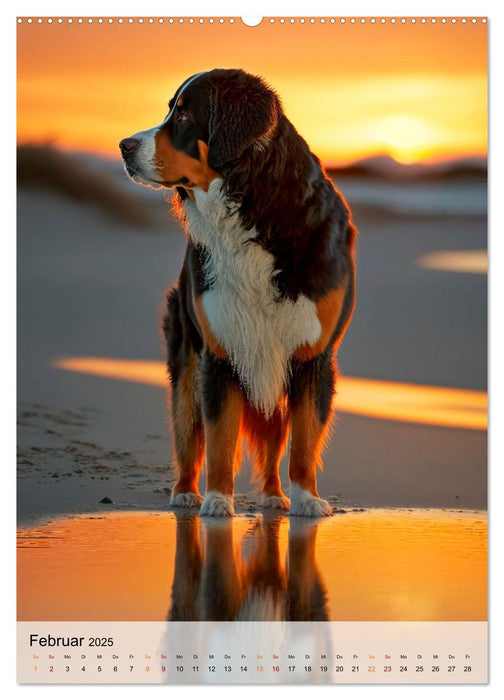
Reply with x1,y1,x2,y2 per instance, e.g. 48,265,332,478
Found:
241,17,263,27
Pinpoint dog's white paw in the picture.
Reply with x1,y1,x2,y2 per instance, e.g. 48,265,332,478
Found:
289,484,332,517
261,495,290,510
200,491,235,517
169,492,203,508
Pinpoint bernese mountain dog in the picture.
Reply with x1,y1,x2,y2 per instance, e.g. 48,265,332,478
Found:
120,68,357,517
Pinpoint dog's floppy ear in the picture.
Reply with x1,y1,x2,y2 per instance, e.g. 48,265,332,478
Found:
207,72,280,171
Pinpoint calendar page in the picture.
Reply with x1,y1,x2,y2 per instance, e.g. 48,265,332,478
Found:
16,15,488,685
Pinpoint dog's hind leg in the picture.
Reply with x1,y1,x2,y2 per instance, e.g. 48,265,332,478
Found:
287,354,335,517
163,287,205,507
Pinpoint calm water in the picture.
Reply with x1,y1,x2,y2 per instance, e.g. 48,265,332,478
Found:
18,509,487,622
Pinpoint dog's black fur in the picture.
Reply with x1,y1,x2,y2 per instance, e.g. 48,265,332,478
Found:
121,68,357,514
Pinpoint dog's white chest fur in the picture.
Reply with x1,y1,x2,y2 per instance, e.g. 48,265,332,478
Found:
184,181,321,416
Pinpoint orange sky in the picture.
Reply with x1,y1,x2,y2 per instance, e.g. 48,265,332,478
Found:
17,18,487,165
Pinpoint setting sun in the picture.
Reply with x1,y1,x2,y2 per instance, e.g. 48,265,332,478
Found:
373,114,439,163
17,18,487,166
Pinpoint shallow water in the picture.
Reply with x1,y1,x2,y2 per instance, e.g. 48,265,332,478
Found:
17,509,486,622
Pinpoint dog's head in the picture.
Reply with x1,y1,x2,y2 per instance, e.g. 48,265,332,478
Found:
119,68,280,191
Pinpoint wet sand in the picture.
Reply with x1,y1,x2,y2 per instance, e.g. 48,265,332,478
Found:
17,510,487,622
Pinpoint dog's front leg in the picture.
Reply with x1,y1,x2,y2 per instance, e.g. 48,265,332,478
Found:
200,352,244,517
288,355,334,517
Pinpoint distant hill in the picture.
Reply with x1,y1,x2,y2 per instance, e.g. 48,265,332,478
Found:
327,155,487,182
17,142,488,190
17,144,153,226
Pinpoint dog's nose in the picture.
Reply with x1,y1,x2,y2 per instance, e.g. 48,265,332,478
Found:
119,137,139,154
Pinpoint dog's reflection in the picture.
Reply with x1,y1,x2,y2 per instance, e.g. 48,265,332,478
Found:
167,514,329,621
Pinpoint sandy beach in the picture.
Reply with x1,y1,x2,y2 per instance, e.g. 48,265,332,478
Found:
17,153,487,524
16,150,487,623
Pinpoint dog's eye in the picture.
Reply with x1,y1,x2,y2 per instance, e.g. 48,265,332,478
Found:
177,110,189,123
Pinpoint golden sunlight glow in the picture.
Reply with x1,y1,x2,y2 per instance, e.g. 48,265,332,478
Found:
281,74,487,165
17,20,487,165
373,114,440,164
317,510,487,621
335,377,486,431
416,250,488,274
17,510,487,621
51,357,487,431
53,357,168,387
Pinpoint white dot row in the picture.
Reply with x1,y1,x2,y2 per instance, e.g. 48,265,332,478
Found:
17,17,487,25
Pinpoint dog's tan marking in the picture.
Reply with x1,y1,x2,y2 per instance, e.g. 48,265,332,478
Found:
194,296,228,359
289,385,335,495
242,404,290,499
294,279,349,361
170,355,205,497
205,385,244,496
153,137,220,190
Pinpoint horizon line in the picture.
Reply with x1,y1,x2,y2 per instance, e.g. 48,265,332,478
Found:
16,139,488,171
